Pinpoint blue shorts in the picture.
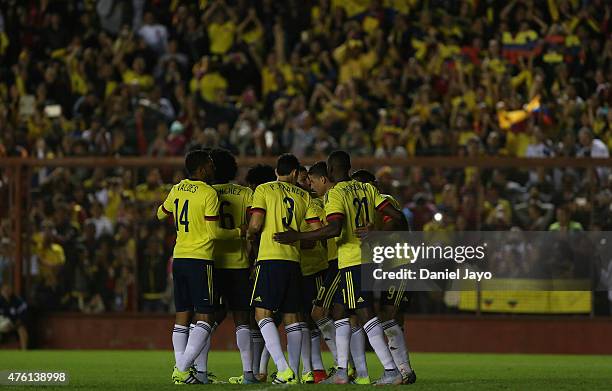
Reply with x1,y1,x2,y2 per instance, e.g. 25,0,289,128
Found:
339,264,373,310
173,258,215,314
215,268,252,312
301,269,326,315
313,259,343,309
379,267,411,310
250,260,301,313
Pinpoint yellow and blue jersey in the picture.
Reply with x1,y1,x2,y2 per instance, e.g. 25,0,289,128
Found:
213,183,253,269
157,179,221,260
324,180,389,269
251,181,321,263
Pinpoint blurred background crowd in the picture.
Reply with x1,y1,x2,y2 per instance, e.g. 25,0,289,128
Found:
0,0,611,314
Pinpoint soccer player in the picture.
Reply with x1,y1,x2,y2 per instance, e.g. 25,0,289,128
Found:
208,148,259,384
157,149,243,384
247,154,322,384
245,164,278,382
296,166,330,383
351,169,416,384
274,150,407,385
309,162,369,384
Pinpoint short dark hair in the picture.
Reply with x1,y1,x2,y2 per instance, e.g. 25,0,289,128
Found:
276,153,300,176
298,165,307,174
328,150,351,171
351,169,376,184
210,148,237,183
308,161,328,178
185,149,211,176
246,164,276,187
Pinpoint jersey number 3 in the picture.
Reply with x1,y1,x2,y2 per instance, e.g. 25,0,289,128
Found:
174,198,190,232
282,197,295,226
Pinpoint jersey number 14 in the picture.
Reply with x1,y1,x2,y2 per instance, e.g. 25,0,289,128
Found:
174,198,189,232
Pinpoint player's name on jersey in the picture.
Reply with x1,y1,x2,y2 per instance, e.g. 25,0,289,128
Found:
177,183,199,193
216,186,245,195
268,182,307,196
336,182,370,194
373,267,493,282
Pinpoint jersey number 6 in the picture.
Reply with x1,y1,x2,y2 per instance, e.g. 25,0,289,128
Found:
219,201,235,229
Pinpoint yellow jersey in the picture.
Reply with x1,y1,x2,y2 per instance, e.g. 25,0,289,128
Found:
300,197,329,276
251,181,320,263
213,183,253,269
325,180,389,269
158,179,222,260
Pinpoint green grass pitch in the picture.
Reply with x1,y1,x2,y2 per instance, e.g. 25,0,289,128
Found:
1,350,611,390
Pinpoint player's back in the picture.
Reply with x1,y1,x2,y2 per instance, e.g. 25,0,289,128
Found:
252,180,317,262
325,179,390,269
161,179,220,260
212,183,253,268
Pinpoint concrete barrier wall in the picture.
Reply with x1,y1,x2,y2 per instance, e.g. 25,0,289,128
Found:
20,313,612,354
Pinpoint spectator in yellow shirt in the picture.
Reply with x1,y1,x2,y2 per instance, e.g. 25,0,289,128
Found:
122,57,153,89
34,221,65,288
203,1,238,55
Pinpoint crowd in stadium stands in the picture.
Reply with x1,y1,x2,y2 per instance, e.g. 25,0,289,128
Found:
0,0,610,313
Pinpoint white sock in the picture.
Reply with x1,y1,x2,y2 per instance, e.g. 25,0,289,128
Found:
310,328,324,370
236,325,253,373
258,318,289,372
286,322,302,375
251,329,264,374
382,320,412,373
193,321,217,373
334,318,351,369
299,322,312,373
363,317,395,370
260,346,271,375
172,324,189,365
350,327,369,378
178,321,211,372
316,317,337,363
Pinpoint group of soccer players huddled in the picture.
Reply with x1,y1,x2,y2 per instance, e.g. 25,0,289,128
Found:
157,148,415,385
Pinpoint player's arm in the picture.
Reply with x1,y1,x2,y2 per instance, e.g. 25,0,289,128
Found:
378,204,408,230
246,185,265,241
275,192,342,244
156,187,174,220
300,209,323,249
274,218,341,244
247,209,264,241
373,189,408,231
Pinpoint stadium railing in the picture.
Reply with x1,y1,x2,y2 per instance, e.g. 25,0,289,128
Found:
1,156,611,317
